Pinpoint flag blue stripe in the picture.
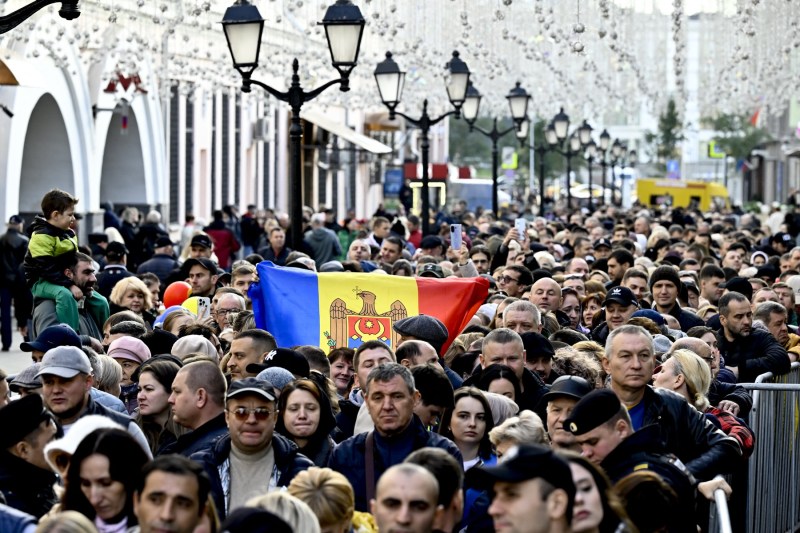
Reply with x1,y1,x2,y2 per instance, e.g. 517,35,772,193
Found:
251,262,320,347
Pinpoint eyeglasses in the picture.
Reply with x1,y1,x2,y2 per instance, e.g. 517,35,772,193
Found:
214,308,241,317
226,407,274,421
701,356,714,364
564,274,585,280
499,275,520,284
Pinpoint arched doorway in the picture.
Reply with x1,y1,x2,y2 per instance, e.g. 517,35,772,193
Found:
18,94,74,216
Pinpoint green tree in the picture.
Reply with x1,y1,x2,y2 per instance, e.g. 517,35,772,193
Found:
448,116,571,180
703,113,771,161
644,98,685,164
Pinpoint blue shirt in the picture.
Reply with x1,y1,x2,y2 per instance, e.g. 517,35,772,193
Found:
628,400,645,431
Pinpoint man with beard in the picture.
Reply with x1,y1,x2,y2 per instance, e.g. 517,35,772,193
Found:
717,292,791,382
31,253,109,341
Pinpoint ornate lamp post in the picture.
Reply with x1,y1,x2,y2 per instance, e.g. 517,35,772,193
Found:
610,139,623,207
0,0,79,34
374,50,471,236
585,139,598,211
221,0,365,251
598,129,611,205
546,108,589,209
461,81,530,217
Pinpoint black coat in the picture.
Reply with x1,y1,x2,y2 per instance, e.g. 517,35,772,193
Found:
0,451,57,519
328,415,462,512
190,433,313,520
157,412,228,457
601,424,698,532
657,301,704,332
642,386,741,481
708,379,753,418
137,253,180,284
716,328,791,383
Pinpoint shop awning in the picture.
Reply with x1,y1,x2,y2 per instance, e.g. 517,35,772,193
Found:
300,109,392,155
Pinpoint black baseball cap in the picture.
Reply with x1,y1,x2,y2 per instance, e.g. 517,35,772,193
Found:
539,375,593,405
593,238,612,250
21,324,81,353
105,241,129,257
183,257,218,275
467,444,576,497
420,235,444,250
190,234,213,249
246,348,310,378
155,236,175,248
602,286,638,308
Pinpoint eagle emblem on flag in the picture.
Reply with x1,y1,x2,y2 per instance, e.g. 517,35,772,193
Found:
327,289,407,350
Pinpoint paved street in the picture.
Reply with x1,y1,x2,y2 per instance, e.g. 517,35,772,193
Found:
2,328,35,375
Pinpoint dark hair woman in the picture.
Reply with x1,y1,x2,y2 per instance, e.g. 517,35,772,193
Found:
476,364,523,406
60,428,149,533
133,356,186,454
276,378,337,467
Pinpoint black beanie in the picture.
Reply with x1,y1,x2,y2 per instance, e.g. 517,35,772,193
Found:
649,265,681,291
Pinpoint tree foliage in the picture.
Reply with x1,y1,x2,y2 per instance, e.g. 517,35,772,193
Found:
703,113,771,161
448,116,574,180
643,98,685,163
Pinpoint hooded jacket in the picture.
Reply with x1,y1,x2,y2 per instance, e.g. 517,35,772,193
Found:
304,227,342,266
204,220,240,270
23,215,78,288
276,377,338,467
190,433,313,520
157,412,228,457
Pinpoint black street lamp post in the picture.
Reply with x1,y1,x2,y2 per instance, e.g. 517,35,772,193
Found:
0,0,79,34
610,139,623,207
585,139,598,211
461,82,530,217
221,0,365,251
598,129,611,206
374,51,471,236
546,109,590,210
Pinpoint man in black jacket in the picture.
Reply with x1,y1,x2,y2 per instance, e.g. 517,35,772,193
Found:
717,292,791,382
565,389,698,532
603,325,740,480
0,215,31,351
649,265,704,332
466,328,548,415
162,360,228,457
0,394,58,518
190,378,312,520
328,363,462,512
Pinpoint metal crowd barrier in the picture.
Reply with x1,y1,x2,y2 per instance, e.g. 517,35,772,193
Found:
708,476,733,533
741,362,800,533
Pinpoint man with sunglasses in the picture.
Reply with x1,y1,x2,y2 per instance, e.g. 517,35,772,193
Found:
191,377,313,521
496,265,532,298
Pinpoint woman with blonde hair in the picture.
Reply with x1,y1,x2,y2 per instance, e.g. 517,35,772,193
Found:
245,492,321,533
109,277,156,327
36,510,98,533
488,410,548,459
288,467,378,533
653,348,754,457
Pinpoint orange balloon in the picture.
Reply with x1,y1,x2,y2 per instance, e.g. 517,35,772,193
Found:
163,281,192,308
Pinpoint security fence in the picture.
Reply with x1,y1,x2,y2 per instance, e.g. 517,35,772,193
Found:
741,362,800,533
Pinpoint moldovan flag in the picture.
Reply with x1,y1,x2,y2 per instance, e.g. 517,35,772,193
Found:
249,262,489,353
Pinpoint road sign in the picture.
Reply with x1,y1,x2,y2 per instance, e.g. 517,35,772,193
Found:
708,141,725,159
501,147,518,170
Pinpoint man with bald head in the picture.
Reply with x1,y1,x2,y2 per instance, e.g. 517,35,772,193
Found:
371,463,442,533
668,336,751,417
529,277,562,314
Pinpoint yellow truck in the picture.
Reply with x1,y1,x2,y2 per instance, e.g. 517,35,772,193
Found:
636,178,730,211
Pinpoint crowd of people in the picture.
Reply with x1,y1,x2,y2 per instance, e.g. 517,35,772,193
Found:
0,187,797,533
